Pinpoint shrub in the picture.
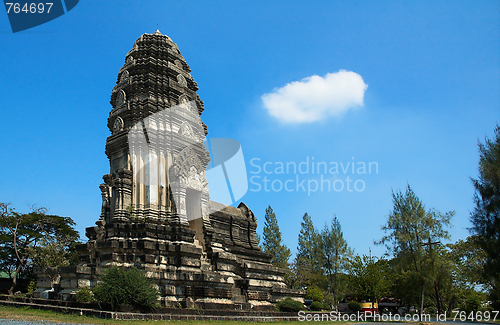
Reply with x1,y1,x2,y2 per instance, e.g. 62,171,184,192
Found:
26,280,37,297
323,294,335,306
310,301,324,311
276,297,304,312
93,266,159,310
459,289,486,314
426,306,437,315
348,301,362,312
306,287,324,302
76,287,95,303
322,302,331,310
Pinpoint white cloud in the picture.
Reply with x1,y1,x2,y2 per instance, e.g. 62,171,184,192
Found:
261,70,368,123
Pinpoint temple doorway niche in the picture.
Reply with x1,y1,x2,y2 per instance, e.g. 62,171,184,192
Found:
186,188,204,250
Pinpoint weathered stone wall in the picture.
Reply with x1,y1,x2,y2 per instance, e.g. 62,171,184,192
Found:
35,202,303,306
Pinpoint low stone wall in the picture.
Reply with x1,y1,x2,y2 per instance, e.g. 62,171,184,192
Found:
0,295,299,322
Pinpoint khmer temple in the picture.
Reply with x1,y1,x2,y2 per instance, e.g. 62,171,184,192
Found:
34,30,302,309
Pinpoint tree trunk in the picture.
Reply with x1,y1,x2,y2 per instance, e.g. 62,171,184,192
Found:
8,262,23,295
447,295,456,315
434,280,441,316
419,281,425,321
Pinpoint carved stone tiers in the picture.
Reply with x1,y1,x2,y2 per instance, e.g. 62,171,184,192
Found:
34,30,303,308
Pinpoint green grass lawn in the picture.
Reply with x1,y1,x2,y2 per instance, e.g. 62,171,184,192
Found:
0,305,339,324
2,305,498,324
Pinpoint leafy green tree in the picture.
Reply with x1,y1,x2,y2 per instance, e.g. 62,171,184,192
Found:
470,125,500,309
389,245,477,316
93,266,159,310
424,243,457,315
0,242,17,278
377,185,454,318
442,236,496,313
305,286,324,302
0,203,79,295
30,235,80,267
262,206,291,269
447,236,487,290
430,252,457,315
457,289,489,313
391,267,422,309
348,254,392,303
317,217,351,306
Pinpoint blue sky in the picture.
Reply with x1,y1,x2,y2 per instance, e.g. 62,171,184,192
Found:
0,1,499,259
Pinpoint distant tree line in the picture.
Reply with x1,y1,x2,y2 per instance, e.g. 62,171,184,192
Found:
261,125,500,313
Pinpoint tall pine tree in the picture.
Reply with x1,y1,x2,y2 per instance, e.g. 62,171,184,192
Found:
294,213,323,287
319,217,351,305
262,206,291,269
470,125,500,309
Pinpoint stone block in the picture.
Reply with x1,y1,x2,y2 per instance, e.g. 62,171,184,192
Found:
60,279,76,289
248,279,273,288
177,244,202,256
247,290,271,301
164,285,176,296
161,296,179,307
58,289,76,301
180,257,201,267
59,265,92,276
215,262,235,272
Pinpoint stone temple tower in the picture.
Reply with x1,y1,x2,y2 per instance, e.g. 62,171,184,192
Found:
99,29,211,246
34,31,303,308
